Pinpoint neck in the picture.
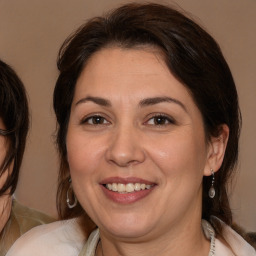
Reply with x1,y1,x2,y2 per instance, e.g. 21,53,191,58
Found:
97,219,210,256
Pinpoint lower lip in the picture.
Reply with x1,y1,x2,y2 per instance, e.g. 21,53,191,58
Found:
101,185,155,204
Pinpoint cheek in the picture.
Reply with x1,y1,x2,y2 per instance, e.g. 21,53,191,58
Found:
66,130,105,179
148,130,207,181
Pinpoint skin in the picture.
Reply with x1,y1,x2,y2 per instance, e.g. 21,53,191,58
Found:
0,118,12,234
66,47,229,256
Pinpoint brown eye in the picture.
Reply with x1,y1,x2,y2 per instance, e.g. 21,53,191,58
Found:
154,116,168,125
91,116,105,124
82,115,109,125
146,115,175,126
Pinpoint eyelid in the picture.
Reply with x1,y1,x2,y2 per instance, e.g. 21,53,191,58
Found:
80,113,111,125
144,113,176,125
79,112,176,127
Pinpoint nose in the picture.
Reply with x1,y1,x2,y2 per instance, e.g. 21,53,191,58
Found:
106,125,146,167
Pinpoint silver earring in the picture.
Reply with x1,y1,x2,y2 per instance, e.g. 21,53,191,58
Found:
208,169,215,199
67,178,78,208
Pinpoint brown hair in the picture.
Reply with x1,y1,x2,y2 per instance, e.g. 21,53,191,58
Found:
0,59,29,196
54,3,241,235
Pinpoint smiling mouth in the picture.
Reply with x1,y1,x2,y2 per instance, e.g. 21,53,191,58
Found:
104,183,154,193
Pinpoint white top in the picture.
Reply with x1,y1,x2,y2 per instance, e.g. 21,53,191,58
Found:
7,218,256,256
6,218,85,256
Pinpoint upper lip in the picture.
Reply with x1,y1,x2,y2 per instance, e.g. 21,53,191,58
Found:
100,176,156,185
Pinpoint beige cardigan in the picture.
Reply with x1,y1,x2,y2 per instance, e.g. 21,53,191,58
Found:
0,200,54,256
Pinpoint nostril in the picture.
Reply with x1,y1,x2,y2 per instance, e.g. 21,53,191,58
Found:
108,157,144,167
105,129,146,166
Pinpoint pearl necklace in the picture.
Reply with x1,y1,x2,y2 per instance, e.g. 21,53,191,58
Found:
202,220,216,256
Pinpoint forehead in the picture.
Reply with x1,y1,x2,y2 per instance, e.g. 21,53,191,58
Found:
74,47,192,103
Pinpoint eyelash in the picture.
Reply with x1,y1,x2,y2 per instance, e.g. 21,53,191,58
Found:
80,114,176,127
145,114,175,126
80,115,110,126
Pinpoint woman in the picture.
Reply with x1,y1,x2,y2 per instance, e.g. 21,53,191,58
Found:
7,3,256,256
0,59,54,255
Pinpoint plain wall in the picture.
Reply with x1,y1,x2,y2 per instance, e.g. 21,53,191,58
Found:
0,0,255,231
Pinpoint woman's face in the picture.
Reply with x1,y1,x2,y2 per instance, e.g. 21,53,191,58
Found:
66,47,214,240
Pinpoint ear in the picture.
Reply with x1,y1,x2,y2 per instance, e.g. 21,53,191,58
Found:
203,124,229,176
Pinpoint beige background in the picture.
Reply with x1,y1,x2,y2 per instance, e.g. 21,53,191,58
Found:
0,0,255,231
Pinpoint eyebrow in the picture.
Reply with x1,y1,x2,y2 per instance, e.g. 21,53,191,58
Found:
75,96,187,112
75,96,111,107
139,97,187,112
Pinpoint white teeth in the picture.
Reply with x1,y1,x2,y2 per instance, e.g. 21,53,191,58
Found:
105,183,153,193
117,183,126,192
106,184,112,190
134,183,141,191
112,183,118,192
126,183,135,192
141,184,146,190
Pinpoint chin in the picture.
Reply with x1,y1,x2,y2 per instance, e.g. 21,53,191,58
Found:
99,214,155,239
106,226,152,240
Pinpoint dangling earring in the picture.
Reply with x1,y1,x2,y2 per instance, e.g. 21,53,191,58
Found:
67,178,78,208
208,169,215,199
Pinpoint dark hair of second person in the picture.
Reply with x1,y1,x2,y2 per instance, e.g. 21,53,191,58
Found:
0,60,29,197
0,59,54,255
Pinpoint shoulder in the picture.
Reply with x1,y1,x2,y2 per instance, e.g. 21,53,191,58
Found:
12,200,55,234
215,219,256,256
6,218,86,256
